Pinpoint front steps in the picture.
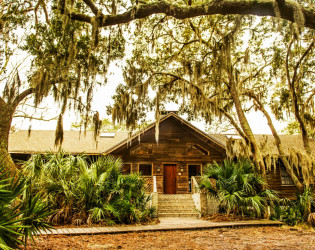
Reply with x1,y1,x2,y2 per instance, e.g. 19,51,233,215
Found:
157,194,200,218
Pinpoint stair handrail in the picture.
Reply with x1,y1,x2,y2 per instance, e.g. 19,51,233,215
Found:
153,175,157,192
191,176,200,194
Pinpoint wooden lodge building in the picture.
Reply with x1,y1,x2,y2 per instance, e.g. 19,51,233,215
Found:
8,113,315,199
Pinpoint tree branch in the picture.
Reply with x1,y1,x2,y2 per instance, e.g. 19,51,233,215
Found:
12,88,35,109
239,61,272,86
82,0,100,16
292,40,314,84
305,89,315,106
244,89,304,190
149,71,247,139
13,113,58,121
67,0,315,30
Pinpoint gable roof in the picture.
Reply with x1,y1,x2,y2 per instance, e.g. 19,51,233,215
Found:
210,134,315,156
8,113,315,156
8,113,226,155
103,113,226,154
9,130,128,155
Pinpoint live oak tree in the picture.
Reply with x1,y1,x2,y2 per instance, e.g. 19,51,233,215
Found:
0,1,36,170
1,0,315,171
244,25,315,190
108,9,314,185
271,31,314,154
1,0,125,170
108,15,278,176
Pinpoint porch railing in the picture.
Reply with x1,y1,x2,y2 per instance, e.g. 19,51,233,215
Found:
143,176,154,193
191,176,201,194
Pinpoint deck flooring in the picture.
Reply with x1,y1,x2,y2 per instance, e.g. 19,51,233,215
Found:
38,218,283,236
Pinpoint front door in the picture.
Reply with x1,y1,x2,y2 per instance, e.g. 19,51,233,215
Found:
164,164,177,194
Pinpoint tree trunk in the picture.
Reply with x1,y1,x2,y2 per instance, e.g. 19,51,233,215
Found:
289,86,312,155
0,101,16,172
255,99,304,192
229,81,266,177
286,40,313,155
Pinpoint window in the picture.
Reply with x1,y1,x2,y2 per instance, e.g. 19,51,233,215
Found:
122,164,131,175
139,163,152,176
280,165,294,186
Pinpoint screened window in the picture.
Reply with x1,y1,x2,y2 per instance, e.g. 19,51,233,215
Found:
139,163,152,176
280,165,294,186
122,164,131,175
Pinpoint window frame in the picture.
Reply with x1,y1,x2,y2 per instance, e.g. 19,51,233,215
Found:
122,163,132,175
280,165,295,186
138,163,153,176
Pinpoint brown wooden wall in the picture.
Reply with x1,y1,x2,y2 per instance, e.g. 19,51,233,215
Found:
111,116,226,194
266,168,299,200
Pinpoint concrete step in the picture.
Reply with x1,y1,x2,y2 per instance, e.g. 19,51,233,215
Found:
158,209,197,213
158,201,195,205
158,205,195,210
158,195,193,200
157,194,200,218
159,199,194,205
158,213,200,218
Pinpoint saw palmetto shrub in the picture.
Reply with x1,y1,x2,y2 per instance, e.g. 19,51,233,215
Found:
200,159,279,218
0,165,52,249
23,153,153,226
271,188,315,226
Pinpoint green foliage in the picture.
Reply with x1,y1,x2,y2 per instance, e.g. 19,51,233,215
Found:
23,153,154,226
271,188,315,226
200,159,279,218
0,168,25,249
0,165,52,249
20,182,53,246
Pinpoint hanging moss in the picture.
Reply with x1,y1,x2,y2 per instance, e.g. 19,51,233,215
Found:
55,114,64,147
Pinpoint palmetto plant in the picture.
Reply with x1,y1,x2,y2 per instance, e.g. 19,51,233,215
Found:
23,152,83,224
200,159,278,217
23,153,153,225
20,181,53,247
272,188,315,226
0,165,52,249
77,156,153,224
0,167,25,249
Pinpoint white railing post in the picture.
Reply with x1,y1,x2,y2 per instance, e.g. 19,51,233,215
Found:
153,176,157,193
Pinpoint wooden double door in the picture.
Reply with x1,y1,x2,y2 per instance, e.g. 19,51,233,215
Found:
164,164,177,194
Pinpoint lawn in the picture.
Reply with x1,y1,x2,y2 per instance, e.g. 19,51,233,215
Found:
29,226,315,249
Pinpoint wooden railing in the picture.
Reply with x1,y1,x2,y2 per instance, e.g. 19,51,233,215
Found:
143,176,153,193
191,176,201,194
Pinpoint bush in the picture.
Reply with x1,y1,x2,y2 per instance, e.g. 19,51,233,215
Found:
23,153,154,225
271,188,315,226
0,165,52,249
200,159,279,218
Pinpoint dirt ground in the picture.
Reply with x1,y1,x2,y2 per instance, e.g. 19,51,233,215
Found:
29,226,315,249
